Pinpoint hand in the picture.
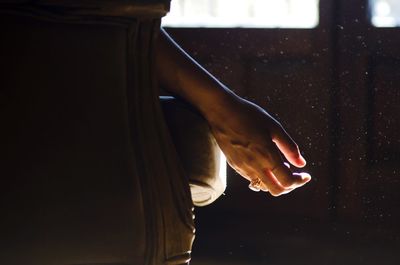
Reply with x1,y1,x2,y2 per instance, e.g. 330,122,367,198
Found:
156,29,311,195
207,96,311,196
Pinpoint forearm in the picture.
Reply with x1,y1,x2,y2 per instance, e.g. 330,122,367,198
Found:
156,28,240,123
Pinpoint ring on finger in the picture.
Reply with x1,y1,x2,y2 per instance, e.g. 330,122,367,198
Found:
248,178,262,192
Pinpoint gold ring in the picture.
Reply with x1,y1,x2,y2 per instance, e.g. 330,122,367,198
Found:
248,178,262,192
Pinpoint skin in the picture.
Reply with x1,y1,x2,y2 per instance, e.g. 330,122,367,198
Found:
156,28,311,196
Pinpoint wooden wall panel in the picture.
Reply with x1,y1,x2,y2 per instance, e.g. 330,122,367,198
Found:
368,61,400,164
363,60,400,227
165,28,333,220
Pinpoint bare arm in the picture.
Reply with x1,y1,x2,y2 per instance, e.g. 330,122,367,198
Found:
156,28,311,196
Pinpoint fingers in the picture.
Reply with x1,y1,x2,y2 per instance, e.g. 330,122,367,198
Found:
253,144,311,196
257,168,284,196
254,166,310,197
271,126,306,168
271,165,310,188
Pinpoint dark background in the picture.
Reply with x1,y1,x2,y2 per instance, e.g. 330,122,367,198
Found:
165,0,400,264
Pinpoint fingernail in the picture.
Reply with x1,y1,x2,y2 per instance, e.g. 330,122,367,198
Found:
294,172,311,182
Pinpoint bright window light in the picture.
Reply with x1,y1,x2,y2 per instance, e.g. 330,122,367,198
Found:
371,0,400,27
162,0,319,28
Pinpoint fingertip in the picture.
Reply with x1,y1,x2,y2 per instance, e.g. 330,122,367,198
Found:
299,155,307,166
293,154,306,168
293,172,312,183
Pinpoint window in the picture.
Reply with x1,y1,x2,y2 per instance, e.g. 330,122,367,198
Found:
162,0,319,28
370,0,400,27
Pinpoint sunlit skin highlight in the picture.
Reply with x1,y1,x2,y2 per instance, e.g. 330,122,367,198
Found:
157,28,311,196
